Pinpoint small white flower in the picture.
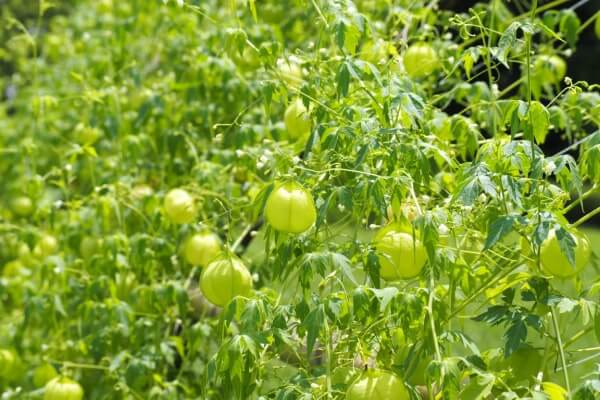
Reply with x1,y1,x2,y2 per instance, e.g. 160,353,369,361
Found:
543,161,556,175
439,224,449,235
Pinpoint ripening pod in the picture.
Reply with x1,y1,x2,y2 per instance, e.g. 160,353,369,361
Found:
183,232,222,267
11,196,34,217
33,363,58,388
200,257,252,307
34,234,59,258
374,227,427,280
346,370,409,400
403,43,439,78
532,55,566,84
0,349,16,378
539,229,591,278
277,57,303,87
265,181,316,234
164,188,196,224
43,376,84,400
284,98,311,140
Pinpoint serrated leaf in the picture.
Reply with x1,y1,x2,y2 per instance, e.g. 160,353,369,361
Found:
595,309,600,343
484,216,517,250
559,10,580,47
370,287,399,312
247,0,257,22
337,62,350,97
504,319,527,357
497,22,520,67
555,226,576,268
528,101,550,144
301,305,325,357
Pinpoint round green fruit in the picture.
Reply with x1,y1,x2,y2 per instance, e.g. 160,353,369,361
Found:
183,232,221,267
33,363,58,388
79,236,101,260
164,188,196,224
18,243,35,267
361,39,390,64
75,123,102,145
284,98,311,140
0,349,16,378
265,182,316,234
540,229,591,278
200,257,252,307
533,55,566,84
277,58,303,87
35,234,59,258
11,196,34,217
374,228,427,280
44,376,84,400
403,43,439,78
346,370,409,400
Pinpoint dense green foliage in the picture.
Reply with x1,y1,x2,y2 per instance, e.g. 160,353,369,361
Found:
1,0,600,399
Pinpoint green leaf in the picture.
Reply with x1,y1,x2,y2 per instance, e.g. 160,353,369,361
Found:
504,318,527,357
301,305,325,357
370,287,399,312
496,22,519,67
247,0,257,22
330,252,357,286
559,10,580,47
582,144,600,183
337,62,351,97
459,370,495,400
365,249,380,288
595,308,600,344
484,215,519,250
555,226,576,268
528,101,550,144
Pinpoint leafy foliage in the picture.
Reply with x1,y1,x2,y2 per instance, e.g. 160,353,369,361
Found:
0,0,599,399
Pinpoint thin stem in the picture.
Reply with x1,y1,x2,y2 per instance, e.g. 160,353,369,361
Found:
572,205,600,228
550,307,571,397
49,359,109,371
577,10,600,33
562,184,598,214
310,0,329,28
428,272,443,364
563,326,593,348
231,224,255,253
325,324,333,399
448,259,521,320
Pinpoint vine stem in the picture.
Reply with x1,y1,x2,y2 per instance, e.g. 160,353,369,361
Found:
572,205,600,228
309,0,329,28
562,184,598,214
447,259,521,320
577,10,599,33
325,323,333,399
550,307,571,398
48,359,109,370
563,326,593,348
428,272,442,364
231,223,255,253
